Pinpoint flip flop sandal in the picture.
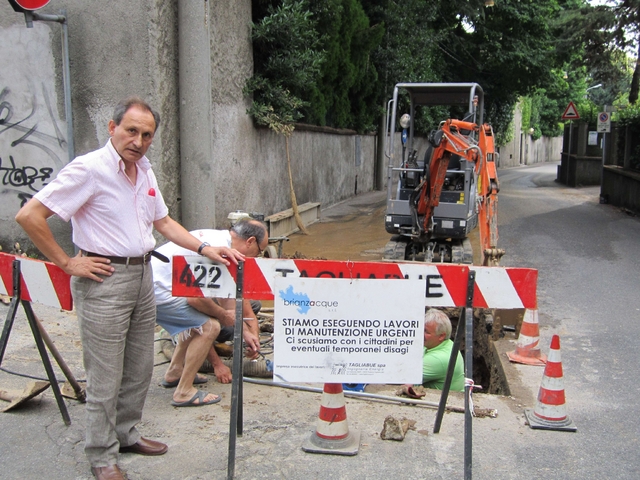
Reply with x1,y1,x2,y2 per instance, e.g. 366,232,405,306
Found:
171,390,221,407
161,375,208,388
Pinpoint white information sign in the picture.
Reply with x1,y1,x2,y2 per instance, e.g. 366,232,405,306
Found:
273,276,425,384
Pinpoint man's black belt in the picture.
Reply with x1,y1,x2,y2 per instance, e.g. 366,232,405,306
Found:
84,250,169,265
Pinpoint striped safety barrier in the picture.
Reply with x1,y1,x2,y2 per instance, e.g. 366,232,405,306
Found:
171,256,537,309
0,252,72,311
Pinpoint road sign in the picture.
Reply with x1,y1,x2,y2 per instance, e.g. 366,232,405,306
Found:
597,111,611,133
562,102,580,121
12,0,50,9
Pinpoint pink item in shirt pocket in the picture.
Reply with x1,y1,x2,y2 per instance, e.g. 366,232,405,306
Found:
148,188,156,197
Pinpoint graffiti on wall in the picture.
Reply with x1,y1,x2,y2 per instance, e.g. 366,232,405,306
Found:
0,85,67,207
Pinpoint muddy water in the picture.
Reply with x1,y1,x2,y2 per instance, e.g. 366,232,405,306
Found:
280,190,482,265
280,191,390,261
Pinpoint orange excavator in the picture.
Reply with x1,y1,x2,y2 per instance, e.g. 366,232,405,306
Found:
383,83,504,266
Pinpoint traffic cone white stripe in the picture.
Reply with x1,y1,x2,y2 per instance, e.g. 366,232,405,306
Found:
516,333,539,347
539,376,565,391
547,348,561,364
534,400,567,422
316,419,349,439
320,391,348,409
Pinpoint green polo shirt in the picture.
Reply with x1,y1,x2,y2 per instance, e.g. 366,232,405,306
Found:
422,339,465,392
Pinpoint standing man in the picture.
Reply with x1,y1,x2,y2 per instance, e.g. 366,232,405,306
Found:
15,96,243,480
152,219,268,406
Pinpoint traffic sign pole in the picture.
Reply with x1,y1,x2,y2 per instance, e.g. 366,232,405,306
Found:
567,120,573,162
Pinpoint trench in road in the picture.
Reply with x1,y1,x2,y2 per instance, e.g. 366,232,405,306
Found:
274,195,511,395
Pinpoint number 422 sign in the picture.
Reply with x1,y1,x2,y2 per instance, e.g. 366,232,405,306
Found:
171,256,237,298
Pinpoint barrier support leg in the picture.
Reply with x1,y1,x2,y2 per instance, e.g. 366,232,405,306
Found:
22,299,71,425
0,260,70,425
434,270,475,434
227,261,245,480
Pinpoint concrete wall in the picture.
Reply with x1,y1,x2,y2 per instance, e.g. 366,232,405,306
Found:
0,20,70,251
496,103,522,168
495,102,562,168
0,0,378,256
0,0,180,255
557,122,604,187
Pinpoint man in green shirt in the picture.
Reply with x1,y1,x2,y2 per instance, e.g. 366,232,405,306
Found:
406,309,465,393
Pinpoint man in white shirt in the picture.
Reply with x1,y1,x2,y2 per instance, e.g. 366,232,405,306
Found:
152,219,267,407
15,97,244,480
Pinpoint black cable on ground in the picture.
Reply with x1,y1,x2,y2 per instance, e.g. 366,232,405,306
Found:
0,365,84,384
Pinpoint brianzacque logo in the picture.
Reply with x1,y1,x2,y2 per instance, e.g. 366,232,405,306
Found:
278,285,338,314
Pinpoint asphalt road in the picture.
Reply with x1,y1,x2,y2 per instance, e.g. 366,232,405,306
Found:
1,161,639,479
497,162,640,478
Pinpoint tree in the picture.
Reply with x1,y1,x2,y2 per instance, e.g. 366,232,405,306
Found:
428,0,565,135
612,0,640,103
366,0,572,141
363,0,450,134
556,0,640,104
245,0,326,233
303,0,384,131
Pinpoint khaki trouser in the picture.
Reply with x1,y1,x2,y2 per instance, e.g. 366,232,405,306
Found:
72,263,155,467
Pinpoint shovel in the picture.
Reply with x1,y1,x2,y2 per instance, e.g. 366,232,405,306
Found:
0,380,50,412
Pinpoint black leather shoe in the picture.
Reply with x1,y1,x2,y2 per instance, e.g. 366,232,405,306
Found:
119,436,168,456
91,465,125,480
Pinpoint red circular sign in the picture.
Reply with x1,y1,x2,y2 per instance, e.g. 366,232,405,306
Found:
13,0,50,10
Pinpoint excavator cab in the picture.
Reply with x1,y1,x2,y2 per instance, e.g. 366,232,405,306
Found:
383,83,499,265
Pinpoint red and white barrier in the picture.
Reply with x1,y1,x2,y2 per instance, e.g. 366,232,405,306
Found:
172,256,538,309
0,252,72,311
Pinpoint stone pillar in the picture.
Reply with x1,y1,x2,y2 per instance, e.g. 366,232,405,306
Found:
178,0,216,229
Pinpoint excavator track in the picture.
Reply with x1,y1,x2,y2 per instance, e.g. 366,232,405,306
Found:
383,236,407,261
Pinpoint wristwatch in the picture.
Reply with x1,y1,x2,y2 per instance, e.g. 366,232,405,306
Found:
197,242,210,255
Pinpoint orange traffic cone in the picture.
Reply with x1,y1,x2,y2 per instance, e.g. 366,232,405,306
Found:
524,335,576,432
507,309,547,366
302,383,361,455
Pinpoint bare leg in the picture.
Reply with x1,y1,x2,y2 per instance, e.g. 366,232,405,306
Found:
173,319,220,404
163,335,192,383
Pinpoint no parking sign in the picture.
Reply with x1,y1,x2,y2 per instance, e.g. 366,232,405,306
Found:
597,112,611,133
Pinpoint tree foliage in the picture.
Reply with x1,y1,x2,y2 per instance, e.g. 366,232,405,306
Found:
245,0,325,134
246,0,639,143
302,0,384,131
555,0,640,104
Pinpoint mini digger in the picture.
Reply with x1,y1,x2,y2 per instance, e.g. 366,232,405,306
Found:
383,83,504,266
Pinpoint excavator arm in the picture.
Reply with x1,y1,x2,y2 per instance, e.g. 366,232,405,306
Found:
414,119,503,265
